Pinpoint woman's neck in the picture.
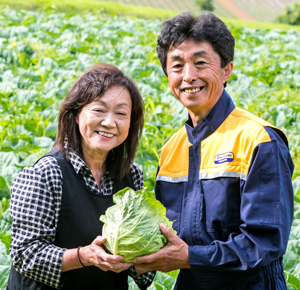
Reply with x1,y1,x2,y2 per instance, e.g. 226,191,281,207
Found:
82,150,108,189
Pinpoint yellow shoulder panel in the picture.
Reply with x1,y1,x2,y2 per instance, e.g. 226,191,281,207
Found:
157,126,191,182
200,107,275,180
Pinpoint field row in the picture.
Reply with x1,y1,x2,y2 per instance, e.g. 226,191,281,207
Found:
0,6,300,289
104,0,300,22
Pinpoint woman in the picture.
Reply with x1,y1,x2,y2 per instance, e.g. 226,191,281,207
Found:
7,64,154,290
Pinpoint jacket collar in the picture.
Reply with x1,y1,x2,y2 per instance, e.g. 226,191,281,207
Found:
185,90,235,144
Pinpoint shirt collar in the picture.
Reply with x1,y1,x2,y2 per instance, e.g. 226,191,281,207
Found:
68,150,89,174
185,90,235,144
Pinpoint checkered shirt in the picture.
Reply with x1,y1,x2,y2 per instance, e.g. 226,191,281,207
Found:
9,151,155,289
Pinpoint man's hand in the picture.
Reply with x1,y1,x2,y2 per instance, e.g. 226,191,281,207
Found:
132,223,190,273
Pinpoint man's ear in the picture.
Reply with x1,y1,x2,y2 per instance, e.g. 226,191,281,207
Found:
223,61,233,84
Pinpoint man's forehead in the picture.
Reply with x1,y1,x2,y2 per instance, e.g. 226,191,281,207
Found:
167,39,214,59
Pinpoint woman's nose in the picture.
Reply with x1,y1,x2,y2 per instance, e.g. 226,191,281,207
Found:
100,113,115,127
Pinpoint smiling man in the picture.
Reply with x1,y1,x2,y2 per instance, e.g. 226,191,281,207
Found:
133,12,294,290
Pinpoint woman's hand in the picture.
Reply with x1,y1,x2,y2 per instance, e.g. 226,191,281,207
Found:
79,236,132,273
61,235,132,273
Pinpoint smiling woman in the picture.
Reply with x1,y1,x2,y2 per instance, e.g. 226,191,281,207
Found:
76,86,132,186
55,63,144,180
7,63,155,290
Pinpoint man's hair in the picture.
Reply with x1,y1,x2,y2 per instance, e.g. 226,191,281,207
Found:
54,63,144,180
157,12,235,75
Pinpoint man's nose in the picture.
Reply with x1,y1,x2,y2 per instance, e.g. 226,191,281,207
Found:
183,64,197,83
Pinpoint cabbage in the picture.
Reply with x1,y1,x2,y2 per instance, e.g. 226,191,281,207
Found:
100,187,176,262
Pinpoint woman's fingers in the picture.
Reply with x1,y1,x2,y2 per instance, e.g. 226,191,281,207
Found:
92,235,107,246
87,237,132,272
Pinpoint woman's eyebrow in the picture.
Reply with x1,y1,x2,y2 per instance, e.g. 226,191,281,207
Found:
96,100,130,108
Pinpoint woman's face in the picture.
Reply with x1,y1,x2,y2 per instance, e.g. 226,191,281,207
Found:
76,85,132,159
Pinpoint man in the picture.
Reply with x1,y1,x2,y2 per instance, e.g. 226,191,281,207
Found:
133,12,294,289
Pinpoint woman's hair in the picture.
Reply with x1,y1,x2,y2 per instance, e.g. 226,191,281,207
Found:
157,12,235,76
54,63,144,180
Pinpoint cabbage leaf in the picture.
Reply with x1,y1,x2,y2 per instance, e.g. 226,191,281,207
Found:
100,187,176,262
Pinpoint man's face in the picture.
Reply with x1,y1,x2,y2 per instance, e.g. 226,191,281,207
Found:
166,38,233,125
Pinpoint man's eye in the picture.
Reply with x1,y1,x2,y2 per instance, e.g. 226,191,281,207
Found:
196,61,205,65
173,63,183,69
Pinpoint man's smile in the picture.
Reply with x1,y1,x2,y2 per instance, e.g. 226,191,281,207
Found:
182,86,205,93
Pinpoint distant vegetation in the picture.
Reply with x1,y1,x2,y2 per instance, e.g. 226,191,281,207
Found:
276,3,300,26
0,0,178,20
194,0,214,12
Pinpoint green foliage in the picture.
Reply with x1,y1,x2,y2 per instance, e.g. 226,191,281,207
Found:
129,271,179,290
0,0,178,20
276,3,300,26
0,5,299,289
0,207,11,288
284,199,300,289
194,0,214,12
100,188,176,262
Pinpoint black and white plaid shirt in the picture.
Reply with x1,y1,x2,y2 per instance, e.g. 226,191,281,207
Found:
9,150,155,289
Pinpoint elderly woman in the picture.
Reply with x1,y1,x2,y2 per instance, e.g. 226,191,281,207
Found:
7,64,154,290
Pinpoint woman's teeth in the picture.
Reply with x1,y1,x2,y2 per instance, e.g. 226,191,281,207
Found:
97,132,114,137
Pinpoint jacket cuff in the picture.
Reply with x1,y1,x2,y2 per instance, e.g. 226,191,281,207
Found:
188,245,216,271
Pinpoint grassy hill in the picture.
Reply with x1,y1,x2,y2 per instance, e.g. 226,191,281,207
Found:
106,0,300,22
1,0,300,31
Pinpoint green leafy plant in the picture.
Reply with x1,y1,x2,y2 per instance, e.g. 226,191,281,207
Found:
0,5,299,289
194,0,214,12
276,3,300,26
100,187,176,262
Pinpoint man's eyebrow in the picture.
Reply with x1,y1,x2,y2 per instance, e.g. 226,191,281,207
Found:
193,50,207,57
170,55,183,61
170,50,208,61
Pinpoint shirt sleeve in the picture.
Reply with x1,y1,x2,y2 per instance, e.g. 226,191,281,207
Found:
9,156,66,289
129,163,156,288
188,127,295,271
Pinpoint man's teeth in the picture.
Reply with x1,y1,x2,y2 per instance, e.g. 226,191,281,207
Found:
98,132,114,137
185,87,201,93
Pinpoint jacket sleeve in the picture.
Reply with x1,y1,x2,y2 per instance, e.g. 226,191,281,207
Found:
188,127,294,271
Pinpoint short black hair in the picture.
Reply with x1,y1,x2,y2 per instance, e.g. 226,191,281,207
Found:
157,12,235,75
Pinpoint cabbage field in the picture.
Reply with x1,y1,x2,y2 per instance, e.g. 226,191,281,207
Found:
0,5,300,290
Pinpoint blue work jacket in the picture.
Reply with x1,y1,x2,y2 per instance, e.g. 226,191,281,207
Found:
155,90,294,289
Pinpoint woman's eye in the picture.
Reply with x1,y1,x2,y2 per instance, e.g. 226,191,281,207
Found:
95,109,105,113
116,112,127,116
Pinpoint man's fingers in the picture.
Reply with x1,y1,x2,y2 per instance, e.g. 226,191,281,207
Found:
160,223,177,243
132,248,161,264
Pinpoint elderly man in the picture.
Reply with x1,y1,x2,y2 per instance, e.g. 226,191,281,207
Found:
133,12,294,290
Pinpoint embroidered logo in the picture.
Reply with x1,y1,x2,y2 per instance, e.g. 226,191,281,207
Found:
214,152,234,164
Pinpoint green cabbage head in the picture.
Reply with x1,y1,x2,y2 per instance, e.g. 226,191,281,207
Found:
100,187,176,262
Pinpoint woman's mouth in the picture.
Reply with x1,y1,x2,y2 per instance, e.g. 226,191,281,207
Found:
97,131,114,138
